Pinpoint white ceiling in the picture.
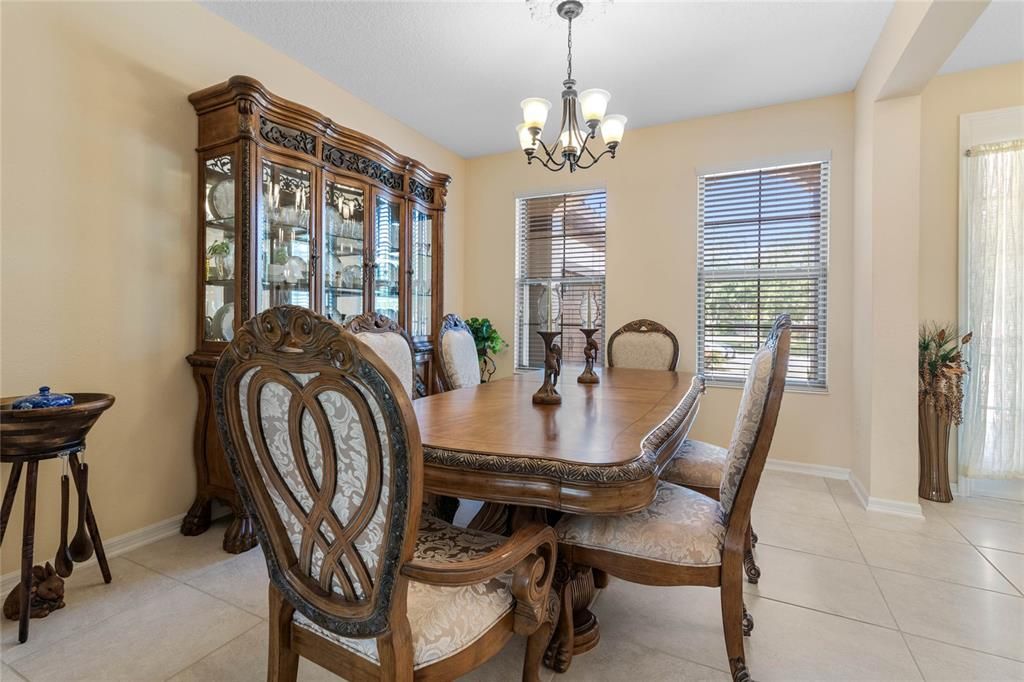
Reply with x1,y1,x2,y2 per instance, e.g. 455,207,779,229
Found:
940,0,1024,75
203,1,1020,159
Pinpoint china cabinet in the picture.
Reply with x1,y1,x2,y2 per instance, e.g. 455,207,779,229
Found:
185,76,449,552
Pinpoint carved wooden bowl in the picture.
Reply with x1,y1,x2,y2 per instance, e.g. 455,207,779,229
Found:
0,394,115,462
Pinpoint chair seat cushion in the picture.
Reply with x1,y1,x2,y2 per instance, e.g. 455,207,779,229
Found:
293,514,513,670
661,439,728,489
555,481,726,567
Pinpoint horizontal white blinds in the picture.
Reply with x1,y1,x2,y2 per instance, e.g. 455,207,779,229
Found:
516,191,607,369
697,162,829,388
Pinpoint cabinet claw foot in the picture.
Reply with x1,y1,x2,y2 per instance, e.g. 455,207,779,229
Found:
180,498,211,536
223,513,258,554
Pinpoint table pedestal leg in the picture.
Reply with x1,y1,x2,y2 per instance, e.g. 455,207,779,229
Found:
18,461,38,643
544,557,601,672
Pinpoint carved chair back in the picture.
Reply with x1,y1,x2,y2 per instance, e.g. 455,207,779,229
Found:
718,315,790,542
214,306,422,639
344,312,416,399
607,319,680,370
436,314,481,391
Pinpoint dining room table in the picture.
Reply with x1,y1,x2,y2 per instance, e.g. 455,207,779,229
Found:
413,365,705,672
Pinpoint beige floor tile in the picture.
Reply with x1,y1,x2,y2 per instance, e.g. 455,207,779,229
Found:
1,663,27,681
830,484,967,543
742,595,922,681
753,485,844,522
459,635,555,682
185,546,270,617
752,507,864,563
760,470,830,493
0,557,177,664
904,634,1024,681
925,496,1024,524
874,568,1024,661
979,547,1024,595
167,622,343,682
851,525,1017,594
557,637,729,681
123,518,235,582
13,583,260,681
743,545,895,627
945,514,1024,554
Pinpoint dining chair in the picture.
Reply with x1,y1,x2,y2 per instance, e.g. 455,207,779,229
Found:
436,313,481,391
214,306,558,682
345,311,416,399
553,314,790,681
606,319,680,370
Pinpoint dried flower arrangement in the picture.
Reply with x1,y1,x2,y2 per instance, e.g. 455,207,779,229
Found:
918,323,972,425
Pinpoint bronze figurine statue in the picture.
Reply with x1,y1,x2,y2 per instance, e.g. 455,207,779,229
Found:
578,328,600,384
3,563,65,621
533,330,563,404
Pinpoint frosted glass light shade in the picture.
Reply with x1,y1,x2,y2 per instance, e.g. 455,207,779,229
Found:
521,98,552,130
601,114,627,145
579,89,610,123
559,128,585,152
516,123,537,152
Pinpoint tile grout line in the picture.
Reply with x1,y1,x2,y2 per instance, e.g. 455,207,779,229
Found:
826,478,928,681
161,620,266,682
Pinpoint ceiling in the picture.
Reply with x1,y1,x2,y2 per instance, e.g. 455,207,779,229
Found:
940,0,1024,75
203,1,1019,159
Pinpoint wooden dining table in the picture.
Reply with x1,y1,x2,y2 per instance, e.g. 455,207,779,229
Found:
413,365,705,671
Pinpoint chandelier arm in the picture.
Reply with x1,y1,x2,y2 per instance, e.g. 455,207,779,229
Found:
534,135,560,163
578,132,600,162
573,148,615,170
537,153,568,172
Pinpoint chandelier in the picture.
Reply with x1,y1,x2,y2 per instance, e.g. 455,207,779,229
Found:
516,0,626,173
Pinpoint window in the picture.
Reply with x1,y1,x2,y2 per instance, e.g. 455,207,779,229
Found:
515,190,607,369
697,161,829,389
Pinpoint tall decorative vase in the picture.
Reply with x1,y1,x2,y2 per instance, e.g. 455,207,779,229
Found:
918,400,953,502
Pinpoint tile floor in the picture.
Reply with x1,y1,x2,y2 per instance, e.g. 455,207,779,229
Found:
2,473,1022,681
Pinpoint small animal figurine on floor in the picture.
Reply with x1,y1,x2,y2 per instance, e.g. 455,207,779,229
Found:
3,563,65,620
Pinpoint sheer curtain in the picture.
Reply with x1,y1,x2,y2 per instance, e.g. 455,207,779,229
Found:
961,140,1024,479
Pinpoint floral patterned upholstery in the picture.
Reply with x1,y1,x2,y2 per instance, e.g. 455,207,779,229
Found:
609,331,677,370
661,439,728,489
719,347,774,514
355,331,414,398
293,513,514,670
555,481,726,566
441,328,481,389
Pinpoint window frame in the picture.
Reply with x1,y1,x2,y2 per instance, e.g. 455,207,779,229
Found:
514,188,608,371
696,156,831,392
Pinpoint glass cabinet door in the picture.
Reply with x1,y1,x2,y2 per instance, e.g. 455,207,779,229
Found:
203,153,236,342
410,207,433,337
372,193,402,322
258,159,312,313
323,180,365,324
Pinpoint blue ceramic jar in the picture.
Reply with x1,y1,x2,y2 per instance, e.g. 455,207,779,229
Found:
13,386,75,410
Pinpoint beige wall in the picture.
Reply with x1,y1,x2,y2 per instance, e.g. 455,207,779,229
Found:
463,93,856,471
0,2,465,573
918,60,1024,481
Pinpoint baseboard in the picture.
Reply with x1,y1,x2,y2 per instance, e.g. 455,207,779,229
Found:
765,458,850,480
1,511,205,594
847,473,924,519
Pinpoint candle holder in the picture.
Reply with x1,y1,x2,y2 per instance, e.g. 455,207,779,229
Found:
533,330,563,405
577,328,600,384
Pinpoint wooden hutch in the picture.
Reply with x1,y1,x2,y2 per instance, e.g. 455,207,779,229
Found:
185,76,450,552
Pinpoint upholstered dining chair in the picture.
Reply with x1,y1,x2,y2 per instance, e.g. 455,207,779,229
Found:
436,313,481,391
553,314,791,681
606,319,680,370
345,312,416,399
214,306,557,682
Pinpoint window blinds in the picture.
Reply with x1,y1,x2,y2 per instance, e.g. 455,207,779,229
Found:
697,161,829,389
515,190,607,369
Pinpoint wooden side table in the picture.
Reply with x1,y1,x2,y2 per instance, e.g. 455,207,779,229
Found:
0,393,115,643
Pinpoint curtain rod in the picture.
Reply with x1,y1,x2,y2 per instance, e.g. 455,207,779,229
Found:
965,139,1024,157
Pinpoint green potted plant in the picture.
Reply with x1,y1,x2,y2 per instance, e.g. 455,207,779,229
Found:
465,317,508,382
206,240,232,279
918,323,972,502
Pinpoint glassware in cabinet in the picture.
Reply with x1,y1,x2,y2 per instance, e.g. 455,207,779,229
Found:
410,207,433,337
372,193,402,322
257,158,312,313
203,153,236,342
323,180,366,324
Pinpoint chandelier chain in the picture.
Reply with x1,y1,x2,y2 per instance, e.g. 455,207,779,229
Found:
566,16,573,81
